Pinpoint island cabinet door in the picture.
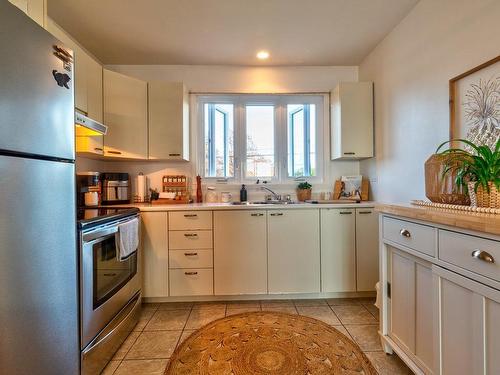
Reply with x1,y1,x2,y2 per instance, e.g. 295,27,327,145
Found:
433,266,500,375
389,247,434,374
213,211,268,295
268,209,320,294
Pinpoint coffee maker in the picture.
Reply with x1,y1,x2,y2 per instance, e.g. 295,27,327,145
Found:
101,173,130,205
76,172,101,207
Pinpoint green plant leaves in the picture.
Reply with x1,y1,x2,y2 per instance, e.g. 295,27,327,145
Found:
436,138,500,193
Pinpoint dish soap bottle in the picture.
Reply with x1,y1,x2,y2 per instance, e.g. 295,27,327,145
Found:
240,184,248,202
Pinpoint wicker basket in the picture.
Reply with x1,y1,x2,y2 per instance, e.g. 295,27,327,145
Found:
472,182,500,208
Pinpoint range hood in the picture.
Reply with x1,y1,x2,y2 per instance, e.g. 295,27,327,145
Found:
75,111,107,136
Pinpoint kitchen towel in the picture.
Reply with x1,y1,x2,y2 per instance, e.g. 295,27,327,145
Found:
116,218,139,261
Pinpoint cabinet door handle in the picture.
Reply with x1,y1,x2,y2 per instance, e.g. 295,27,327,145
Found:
270,213,283,216
107,150,122,155
400,229,411,238
343,152,356,155
169,153,181,157
94,147,103,152
339,211,352,215
358,211,372,214
184,214,198,218
251,213,264,217
184,271,198,275
471,250,495,264
184,252,198,256
184,233,198,238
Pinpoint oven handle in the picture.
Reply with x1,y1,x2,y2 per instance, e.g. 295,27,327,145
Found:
82,215,140,244
82,293,141,358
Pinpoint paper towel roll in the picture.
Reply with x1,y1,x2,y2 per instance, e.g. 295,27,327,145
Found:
136,173,146,201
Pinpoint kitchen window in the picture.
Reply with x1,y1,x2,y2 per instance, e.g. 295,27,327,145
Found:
197,94,324,184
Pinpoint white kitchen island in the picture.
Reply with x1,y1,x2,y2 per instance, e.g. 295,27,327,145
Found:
378,203,500,375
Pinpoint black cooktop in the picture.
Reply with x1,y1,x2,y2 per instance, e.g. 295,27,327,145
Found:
77,207,140,230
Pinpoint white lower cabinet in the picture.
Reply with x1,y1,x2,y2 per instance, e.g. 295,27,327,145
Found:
214,211,267,295
388,246,434,374
356,208,379,291
141,212,168,298
170,269,213,297
321,208,356,292
433,266,500,375
268,209,320,294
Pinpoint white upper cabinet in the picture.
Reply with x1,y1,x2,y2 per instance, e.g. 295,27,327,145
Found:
148,82,189,161
214,211,267,295
103,69,148,159
9,0,45,27
331,82,374,160
320,208,356,293
268,209,320,294
46,19,103,121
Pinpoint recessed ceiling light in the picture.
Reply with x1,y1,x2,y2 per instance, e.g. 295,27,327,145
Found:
256,50,270,60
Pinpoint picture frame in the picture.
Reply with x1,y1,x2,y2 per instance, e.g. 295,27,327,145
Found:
449,55,500,147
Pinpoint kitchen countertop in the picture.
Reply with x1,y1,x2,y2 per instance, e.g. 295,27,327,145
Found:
377,202,500,236
105,201,376,212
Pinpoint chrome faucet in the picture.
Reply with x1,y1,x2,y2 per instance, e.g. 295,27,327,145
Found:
260,186,281,201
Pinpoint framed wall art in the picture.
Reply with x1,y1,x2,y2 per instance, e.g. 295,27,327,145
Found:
449,55,500,150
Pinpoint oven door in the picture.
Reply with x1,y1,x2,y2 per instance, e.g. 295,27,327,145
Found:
81,216,141,348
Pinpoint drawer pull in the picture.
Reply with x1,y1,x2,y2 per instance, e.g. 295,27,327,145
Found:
340,211,352,215
343,152,356,155
184,271,198,275
251,213,264,217
270,213,283,216
169,153,181,156
107,150,122,155
400,229,411,238
471,250,495,264
184,233,198,238
184,214,198,218
184,252,198,256
358,211,372,214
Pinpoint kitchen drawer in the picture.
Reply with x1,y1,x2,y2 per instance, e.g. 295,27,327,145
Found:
383,216,437,257
169,249,213,269
169,268,213,296
439,230,500,283
169,230,213,250
169,211,212,230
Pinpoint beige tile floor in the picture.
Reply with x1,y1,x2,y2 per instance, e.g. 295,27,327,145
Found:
102,297,412,375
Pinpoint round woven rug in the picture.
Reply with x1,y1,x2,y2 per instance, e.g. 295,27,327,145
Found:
165,311,377,375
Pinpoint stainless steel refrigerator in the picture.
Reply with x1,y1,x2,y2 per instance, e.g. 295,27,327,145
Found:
0,2,79,374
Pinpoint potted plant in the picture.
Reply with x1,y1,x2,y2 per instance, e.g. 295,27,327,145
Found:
436,138,500,208
296,181,312,202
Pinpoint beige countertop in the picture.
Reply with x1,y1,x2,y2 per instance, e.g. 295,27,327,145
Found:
377,203,500,236
108,201,376,212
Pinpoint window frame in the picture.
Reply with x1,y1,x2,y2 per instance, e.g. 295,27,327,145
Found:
196,94,324,185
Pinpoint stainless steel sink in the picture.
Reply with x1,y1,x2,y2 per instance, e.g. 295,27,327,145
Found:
231,200,300,205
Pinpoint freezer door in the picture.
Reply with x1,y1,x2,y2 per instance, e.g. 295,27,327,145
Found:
0,156,79,375
0,1,74,160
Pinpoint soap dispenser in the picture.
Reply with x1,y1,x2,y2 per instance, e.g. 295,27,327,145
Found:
240,184,248,202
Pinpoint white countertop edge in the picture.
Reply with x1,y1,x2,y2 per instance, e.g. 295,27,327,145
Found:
106,201,377,211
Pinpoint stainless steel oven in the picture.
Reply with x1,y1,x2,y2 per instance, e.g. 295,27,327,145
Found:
79,210,141,375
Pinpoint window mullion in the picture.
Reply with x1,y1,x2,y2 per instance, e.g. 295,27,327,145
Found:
208,104,215,176
304,104,311,177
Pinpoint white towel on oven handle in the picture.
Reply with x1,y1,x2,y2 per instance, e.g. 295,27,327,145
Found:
116,218,139,261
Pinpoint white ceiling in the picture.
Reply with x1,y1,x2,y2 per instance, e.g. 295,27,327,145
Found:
47,0,418,66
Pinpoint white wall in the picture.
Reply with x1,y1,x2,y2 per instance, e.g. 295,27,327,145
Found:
79,65,361,200
359,0,500,203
